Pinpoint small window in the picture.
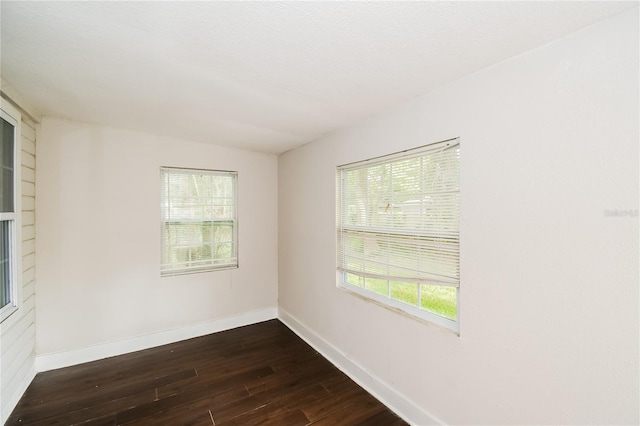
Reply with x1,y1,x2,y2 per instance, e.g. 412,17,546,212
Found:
161,167,238,276
336,138,460,331
1,105,21,322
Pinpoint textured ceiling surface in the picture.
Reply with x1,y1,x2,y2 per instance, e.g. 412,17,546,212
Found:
1,1,636,153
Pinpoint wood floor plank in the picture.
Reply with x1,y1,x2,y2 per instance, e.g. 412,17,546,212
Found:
123,400,214,426
115,380,256,425
301,384,363,423
6,320,407,426
260,383,329,413
353,408,410,425
25,389,156,426
216,402,309,426
80,415,117,426
308,392,386,425
208,394,271,425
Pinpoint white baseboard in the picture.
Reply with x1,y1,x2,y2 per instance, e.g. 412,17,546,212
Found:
1,365,36,425
278,308,443,426
35,307,278,372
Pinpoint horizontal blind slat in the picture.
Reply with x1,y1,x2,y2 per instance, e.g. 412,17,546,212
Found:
337,139,459,289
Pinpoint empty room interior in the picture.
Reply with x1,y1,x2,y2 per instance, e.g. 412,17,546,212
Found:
0,1,638,425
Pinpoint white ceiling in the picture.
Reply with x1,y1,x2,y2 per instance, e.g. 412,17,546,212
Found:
1,1,636,154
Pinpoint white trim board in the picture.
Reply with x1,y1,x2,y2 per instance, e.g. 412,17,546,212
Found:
35,307,277,372
278,308,444,426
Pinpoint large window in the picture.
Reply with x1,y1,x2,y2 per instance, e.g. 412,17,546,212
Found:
161,167,238,276
1,104,21,322
336,138,460,331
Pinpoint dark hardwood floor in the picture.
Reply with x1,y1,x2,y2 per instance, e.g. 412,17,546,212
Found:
7,320,407,425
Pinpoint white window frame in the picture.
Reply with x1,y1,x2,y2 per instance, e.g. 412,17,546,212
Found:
336,138,460,333
0,101,22,324
160,167,238,276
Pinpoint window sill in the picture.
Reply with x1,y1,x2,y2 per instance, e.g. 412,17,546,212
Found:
337,282,460,336
161,264,238,277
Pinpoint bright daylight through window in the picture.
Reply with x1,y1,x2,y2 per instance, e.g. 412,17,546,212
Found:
161,167,238,276
0,105,20,323
336,138,460,331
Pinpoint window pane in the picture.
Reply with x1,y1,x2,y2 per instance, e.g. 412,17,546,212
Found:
345,272,364,287
390,281,418,307
365,277,388,297
0,118,14,213
0,221,11,309
420,284,457,320
212,242,233,260
162,221,236,269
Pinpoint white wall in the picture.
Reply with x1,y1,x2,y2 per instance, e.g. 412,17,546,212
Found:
0,98,37,423
278,9,638,425
36,118,278,360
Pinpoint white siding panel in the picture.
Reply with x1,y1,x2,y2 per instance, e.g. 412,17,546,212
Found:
0,308,34,356
22,139,35,157
22,294,35,315
21,122,35,144
21,152,34,170
22,225,34,241
1,324,35,409
21,166,35,184
22,239,35,257
1,112,37,423
2,323,35,381
21,211,34,226
22,281,35,303
21,181,35,197
22,267,35,285
21,196,34,211
22,211,34,226
2,339,36,404
22,253,35,272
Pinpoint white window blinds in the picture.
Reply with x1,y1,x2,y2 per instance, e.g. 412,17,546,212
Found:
337,139,460,320
161,167,238,276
